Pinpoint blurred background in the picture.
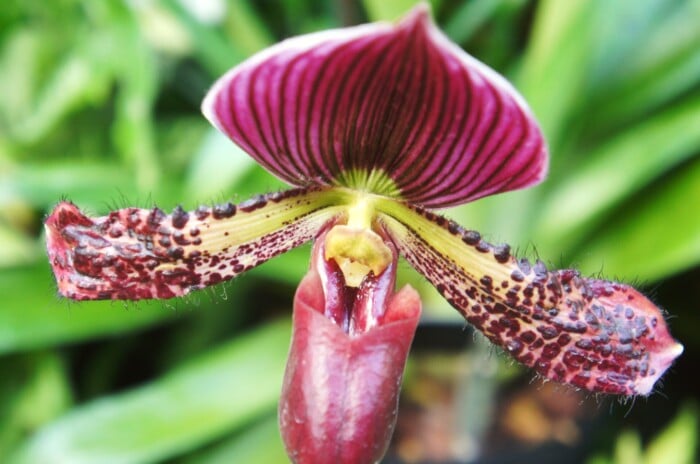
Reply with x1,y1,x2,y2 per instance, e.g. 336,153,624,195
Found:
1,0,699,462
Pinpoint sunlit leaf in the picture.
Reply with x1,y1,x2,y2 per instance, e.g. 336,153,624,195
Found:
187,415,287,464
614,430,644,464
517,0,595,150
0,263,180,354
362,0,436,21
0,163,181,212
536,95,700,254
573,156,700,281
184,129,257,200
0,353,71,458
223,0,273,56
586,0,700,128
0,225,38,267
644,403,698,464
10,319,290,464
443,0,520,44
162,0,247,76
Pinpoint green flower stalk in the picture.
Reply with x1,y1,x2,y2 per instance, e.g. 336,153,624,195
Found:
44,6,682,463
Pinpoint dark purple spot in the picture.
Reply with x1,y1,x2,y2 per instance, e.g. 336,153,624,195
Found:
541,343,561,359
492,303,507,314
511,270,525,282
520,330,537,344
553,364,566,380
195,206,210,220
563,321,588,334
563,349,585,368
213,202,236,219
172,205,189,229
607,372,631,385
239,195,267,212
476,240,490,253
538,325,559,340
493,244,511,263
505,339,523,355
447,222,460,235
147,208,166,228
571,373,590,388
462,230,480,245
518,258,531,275
168,247,184,260
173,232,191,246
208,272,223,284
533,260,547,278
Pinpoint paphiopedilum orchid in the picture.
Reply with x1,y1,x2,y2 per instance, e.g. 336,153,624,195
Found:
45,6,682,463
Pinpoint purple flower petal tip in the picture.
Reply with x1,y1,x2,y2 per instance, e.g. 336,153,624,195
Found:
203,5,547,208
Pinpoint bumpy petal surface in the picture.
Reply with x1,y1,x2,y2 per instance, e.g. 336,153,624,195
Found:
377,199,683,396
280,229,421,464
45,188,344,300
203,6,547,208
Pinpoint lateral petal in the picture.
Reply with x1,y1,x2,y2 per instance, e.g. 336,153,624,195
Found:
45,188,344,300
378,199,683,396
202,6,546,208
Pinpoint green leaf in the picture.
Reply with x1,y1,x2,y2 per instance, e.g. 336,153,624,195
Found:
163,0,247,76
614,430,644,464
0,224,38,267
187,415,287,464
517,0,596,150
587,0,700,128
443,0,521,44
362,0,436,21
5,49,111,144
572,156,700,281
184,129,257,201
0,262,181,354
0,352,71,458
223,0,273,56
0,162,181,212
10,318,291,464
644,403,698,464
535,94,700,255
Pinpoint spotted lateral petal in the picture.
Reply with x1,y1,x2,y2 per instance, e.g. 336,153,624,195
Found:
45,188,345,300
202,6,546,208
377,199,683,396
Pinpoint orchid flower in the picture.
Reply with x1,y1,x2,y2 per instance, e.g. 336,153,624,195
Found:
45,6,682,464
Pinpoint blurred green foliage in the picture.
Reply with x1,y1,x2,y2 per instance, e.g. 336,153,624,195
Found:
588,403,698,464
1,0,698,462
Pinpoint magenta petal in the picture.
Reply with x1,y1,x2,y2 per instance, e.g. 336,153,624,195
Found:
203,6,547,208
279,239,421,463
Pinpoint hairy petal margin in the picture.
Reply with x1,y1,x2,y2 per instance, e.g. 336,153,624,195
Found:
378,199,683,396
45,188,344,300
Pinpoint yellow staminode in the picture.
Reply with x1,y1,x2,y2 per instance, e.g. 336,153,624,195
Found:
324,194,392,287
